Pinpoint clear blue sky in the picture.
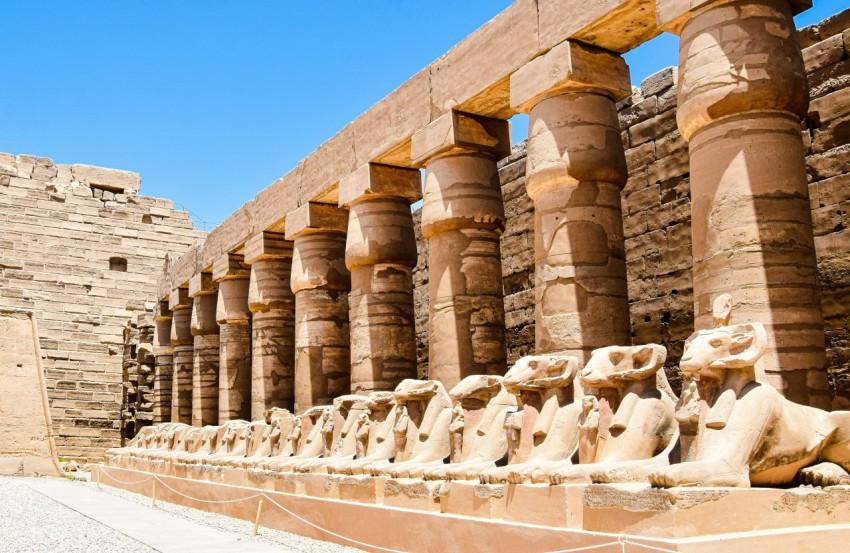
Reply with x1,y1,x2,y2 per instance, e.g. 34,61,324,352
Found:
2,1,845,229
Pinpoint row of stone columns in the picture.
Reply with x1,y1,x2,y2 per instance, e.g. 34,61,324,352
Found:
151,0,829,425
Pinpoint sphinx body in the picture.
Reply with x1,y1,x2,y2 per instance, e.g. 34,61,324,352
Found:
261,406,333,471
479,355,582,485
368,379,453,479
326,391,400,475
649,296,850,488
531,344,678,484
227,408,298,469
290,395,368,473
423,375,517,481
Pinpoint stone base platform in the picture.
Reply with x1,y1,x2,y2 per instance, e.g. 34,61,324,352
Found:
94,464,850,552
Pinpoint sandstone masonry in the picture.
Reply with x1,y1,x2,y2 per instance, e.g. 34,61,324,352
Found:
0,153,204,462
410,10,850,401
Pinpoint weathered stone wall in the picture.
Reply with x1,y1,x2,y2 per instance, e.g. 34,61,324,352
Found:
120,313,156,440
0,153,204,462
413,10,850,399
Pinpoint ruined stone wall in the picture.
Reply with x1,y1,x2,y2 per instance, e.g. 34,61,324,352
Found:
120,313,156,440
413,10,850,399
0,153,204,462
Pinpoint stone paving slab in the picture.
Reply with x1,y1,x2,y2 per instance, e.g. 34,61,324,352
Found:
25,477,281,553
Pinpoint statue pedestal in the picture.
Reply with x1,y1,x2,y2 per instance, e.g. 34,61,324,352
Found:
441,481,507,519
384,478,445,512
336,475,385,503
96,462,850,553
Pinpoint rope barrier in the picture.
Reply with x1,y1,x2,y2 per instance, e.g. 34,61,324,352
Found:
96,468,155,486
546,540,622,552
153,476,263,505
95,465,680,553
262,494,409,553
620,539,679,553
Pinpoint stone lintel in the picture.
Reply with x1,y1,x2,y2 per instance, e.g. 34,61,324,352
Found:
188,272,218,297
167,287,192,311
656,0,813,34
411,111,511,167
510,40,631,113
154,300,172,321
284,202,349,241
212,253,250,282
338,163,422,207
243,231,293,264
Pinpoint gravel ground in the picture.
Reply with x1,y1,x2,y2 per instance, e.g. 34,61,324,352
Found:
0,476,156,553
0,475,365,553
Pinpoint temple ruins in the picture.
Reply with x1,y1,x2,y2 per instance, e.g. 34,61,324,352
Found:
5,0,850,550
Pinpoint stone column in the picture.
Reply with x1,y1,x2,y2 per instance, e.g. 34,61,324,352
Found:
411,111,511,391
339,163,421,394
245,232,296,420
168,287,193,424
152,300,173,424
213,253,252,423
660,0,826,405
510,41,632,364
189,273,220,426
285,202,351,413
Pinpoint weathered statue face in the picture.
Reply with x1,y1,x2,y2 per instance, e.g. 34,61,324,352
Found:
503,355,578,393
449,375,503,405
581,345,667,389
393,379,440,402
680,323,766,381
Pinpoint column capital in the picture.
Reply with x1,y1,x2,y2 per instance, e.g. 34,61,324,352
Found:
657,0,811,35
154,300,172,321
510,41,631,113
338,163,422,207
244,231,292,264
188,272,218,298
284,202,348,241
411,111,511,167
168,287,192,311
212,253,250,282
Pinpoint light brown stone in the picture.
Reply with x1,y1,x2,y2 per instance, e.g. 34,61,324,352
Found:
510,40,630,113
342,164,420,395
288,203,351,413
0,310,61,476
152,300,174,425
214,253,252,423
189,275,219,427
417,117,509,390
246,232,296,419
521,86,630,363
675,0,827,404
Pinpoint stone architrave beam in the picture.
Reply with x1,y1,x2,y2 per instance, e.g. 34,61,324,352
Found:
157,0,686,297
